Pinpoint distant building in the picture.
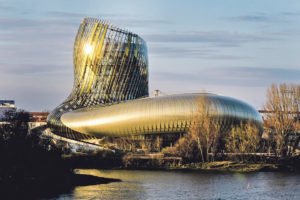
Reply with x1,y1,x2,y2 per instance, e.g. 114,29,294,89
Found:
27,112,49,134
0,100,48,133
0,100,16,121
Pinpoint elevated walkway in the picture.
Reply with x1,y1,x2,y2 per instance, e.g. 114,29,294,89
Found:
40,128,114,153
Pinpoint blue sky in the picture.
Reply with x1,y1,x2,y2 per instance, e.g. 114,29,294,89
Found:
0,0,300,111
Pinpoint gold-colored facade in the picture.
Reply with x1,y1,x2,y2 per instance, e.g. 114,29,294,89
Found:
47,18,148,140
47,18,263,140
61,93,262,137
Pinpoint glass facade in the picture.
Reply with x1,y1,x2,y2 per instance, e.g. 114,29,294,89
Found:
47,18,148,139
47,18,263,140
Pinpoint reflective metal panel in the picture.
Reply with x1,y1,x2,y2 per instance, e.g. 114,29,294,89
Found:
61,93,262,137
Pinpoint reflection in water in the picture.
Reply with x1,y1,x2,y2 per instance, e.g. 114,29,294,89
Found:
71,169,146,200
53,170,300,200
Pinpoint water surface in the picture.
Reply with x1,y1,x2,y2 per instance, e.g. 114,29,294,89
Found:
50,169,300,200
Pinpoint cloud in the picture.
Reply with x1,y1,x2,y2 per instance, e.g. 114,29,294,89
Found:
279,11,300,17
144,31,275,47
229,13,270,22
0,17,78,30
227,11,300,24
149,45,212,57
0,3,15,12
46,11,171,28
150,67,300,108
152,67,300,87
0,16,77,75
0,63,71,75
46,11,86,19
148,45,249,60
145,30,277,58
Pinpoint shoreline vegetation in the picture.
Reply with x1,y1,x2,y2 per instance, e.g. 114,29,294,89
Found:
0,118,120,199
121,160,280,172
119,154,300,172
169,162,280,172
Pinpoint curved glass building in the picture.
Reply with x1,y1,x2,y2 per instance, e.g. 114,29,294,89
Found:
47,18,262,140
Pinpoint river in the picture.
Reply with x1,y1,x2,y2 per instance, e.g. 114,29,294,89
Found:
48,169,299,200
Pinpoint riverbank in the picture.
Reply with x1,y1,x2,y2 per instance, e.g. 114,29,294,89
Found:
121,160,281,172
169,161,280,172
121,154,300,172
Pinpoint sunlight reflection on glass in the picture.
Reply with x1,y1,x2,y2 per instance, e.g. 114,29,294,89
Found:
84,44,94,56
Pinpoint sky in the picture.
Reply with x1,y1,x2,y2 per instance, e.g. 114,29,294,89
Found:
0,0,300,111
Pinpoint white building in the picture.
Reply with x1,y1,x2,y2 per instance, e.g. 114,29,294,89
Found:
0,100,16,121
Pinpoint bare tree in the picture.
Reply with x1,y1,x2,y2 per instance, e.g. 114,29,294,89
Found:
153,136,162,152
263,83,300,156
186,95,221,162
225,122,261,161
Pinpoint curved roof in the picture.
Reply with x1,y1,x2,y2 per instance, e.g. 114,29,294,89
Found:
61,93,262,137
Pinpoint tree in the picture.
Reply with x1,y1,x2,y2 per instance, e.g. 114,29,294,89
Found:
225,122,261,161
174,133,198,162
153,136,162,152
0,109,30,142
263,83,300,156
194,96,222,162
174,95,222,162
